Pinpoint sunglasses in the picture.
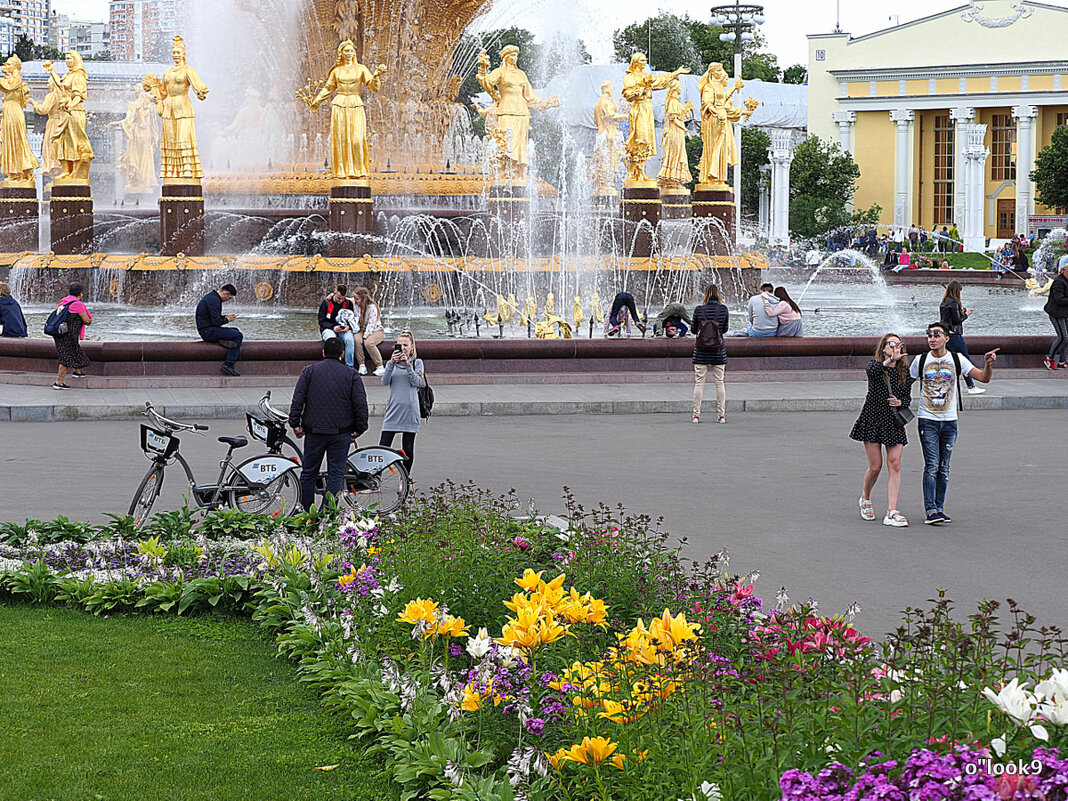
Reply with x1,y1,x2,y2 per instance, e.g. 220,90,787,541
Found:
926,331,947,338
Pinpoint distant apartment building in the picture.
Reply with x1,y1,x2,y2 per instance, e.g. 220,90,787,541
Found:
0,15,16,56
0,0,50,46
70,19,109,57
48,10,69,51
108,0,185,62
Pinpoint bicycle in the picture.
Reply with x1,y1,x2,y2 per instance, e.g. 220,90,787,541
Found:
247,391,411,515
129,402,302,528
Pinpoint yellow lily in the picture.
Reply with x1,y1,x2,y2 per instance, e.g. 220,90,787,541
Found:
565,736,618,766
515,569,545,592
433,614,471,639
396,597,439,626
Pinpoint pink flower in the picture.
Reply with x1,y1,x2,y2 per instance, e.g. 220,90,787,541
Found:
512,537,530,551
729,583,754,606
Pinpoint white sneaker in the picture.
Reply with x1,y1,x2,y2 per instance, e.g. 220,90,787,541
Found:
373,366,385,376
357,364,367,375
717,416,726,424
883,510,908,527
966,386,985,395
692,415,700,424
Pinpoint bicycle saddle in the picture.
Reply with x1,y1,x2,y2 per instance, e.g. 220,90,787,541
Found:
218,435,248,448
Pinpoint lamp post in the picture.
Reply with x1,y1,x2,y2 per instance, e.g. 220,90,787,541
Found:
708,1,764,236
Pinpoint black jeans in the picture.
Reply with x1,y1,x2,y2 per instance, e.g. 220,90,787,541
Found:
609,292,640,327
299,432,350,511
380,430,416,476
1048,315,1068,363
199,326,243,366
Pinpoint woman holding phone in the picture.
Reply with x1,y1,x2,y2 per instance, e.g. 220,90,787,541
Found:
849,333,914,527
379,331,424,477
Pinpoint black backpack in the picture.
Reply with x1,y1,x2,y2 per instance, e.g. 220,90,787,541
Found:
418,374,435,421
43,303,70,337
695,307,723,351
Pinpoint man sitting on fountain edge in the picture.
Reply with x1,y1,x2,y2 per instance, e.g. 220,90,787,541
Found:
317,285,356,368
195,283,243,376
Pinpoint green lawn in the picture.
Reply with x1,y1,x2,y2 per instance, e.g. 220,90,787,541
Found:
0,604,396,801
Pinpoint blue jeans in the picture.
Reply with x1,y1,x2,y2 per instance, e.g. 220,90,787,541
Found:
946,334,975,388
199,326,242,366
918,419,958,514
299,432,351,511
746,326,777,337
322,328,355,367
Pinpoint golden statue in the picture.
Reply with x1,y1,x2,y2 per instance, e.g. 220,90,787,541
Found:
0,55,39,186
31,66,64,178
697,63,757,188
591,80,627,196
621,53,689,185
573,295,586,328
306,40,386,182
476,45,559,181
110,86,161,194
657,78,693,191
42,53,94,183
544,292,554,317
144,36,209,182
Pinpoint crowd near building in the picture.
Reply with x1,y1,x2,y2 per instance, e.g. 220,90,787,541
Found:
808,0,1068,248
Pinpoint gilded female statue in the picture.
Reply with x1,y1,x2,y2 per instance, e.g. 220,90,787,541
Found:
309,40,387,181
0,55,38,185
42,52,94,183
657,77,693,190
476,45,559,180
697,62,756,187
145,35,209,181
621,52,689,184
107,86,159,193
31,67,63,177
591,80,627,195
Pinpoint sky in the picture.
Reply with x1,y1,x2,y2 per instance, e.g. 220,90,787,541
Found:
52,0,1068,69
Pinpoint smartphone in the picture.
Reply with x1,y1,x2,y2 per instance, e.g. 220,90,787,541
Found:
393,343,403,353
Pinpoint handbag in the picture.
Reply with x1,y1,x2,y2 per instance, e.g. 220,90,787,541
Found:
891,405,915,428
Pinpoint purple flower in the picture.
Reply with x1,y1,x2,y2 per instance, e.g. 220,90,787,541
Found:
524,717,545,736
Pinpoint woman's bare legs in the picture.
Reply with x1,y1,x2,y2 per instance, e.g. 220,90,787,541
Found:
862,441,883,500
885,443,903,513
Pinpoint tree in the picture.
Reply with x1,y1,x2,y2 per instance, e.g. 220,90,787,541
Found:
613,13,701,73
788,136,861,239
13,35,34,62
1032,125,1068,211
85,50,112,62
688,21,779,80
32,43,64,60
741,127,770,217
782,64,807,84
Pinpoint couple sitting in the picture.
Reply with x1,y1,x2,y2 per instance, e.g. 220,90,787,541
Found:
318,284,386,375
745,283,804,337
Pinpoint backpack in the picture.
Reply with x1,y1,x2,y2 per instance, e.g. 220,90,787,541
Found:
917,350,964,412
418,371,435,421
43,303,70,337
695,307,723,351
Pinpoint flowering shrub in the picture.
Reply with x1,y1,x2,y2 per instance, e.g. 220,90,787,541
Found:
2,484,1068,800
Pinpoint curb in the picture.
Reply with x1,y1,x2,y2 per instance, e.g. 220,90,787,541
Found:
4,395,1067,422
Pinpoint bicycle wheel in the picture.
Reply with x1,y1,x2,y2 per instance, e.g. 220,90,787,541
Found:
129,463,165,529
343,461,409,515
226,470,301,518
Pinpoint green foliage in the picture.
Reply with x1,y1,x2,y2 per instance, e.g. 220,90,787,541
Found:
143,505,197,542
782,64,807,84
613,13,701,73
741,127,771,216
12,35,33,62
851,203,883,228
685,134,703,190
1032,125,1068,211
789,136,861,239
0,515,100,546
198,507,268,540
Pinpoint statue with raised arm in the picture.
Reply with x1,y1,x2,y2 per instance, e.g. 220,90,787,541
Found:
0,55,38,185
31,64,64,177
621,52,689,184
591,80,627,196
145,35,209,181
657,77,693,190
476,45,559,180
107,85,159,193
42,52,94,183
697,62,757,187
306,40,386,181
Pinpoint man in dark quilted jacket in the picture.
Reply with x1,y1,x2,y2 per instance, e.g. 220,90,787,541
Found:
289,337,369,511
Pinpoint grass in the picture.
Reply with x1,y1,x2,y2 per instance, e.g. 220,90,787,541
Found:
0,603,396,801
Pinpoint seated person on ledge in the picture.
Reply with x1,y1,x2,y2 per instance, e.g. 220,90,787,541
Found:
195,283,243,377
653,302,691,337
744,283,779,337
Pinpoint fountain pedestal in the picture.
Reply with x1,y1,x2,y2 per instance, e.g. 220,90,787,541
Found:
620,183,660,257
50,182,94,255
692,184,735,255
0,185,38,251
660,187,691,219
488,181,529,223
160,182,205,256
328,182,374,258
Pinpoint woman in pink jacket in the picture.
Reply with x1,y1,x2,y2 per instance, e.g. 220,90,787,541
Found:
763,286,804,337
50,281,92,389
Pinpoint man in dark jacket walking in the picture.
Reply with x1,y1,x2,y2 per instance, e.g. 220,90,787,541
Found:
289,337,369,511
195,283,243,376
1044,260,1068,370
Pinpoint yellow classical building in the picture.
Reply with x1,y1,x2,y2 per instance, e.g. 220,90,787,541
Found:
808,0,1068,249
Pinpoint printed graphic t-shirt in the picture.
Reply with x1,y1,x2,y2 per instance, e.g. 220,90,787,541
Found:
910,352,976,421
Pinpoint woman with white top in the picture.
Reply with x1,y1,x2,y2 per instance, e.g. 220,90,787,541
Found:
352,286,385,376
380,331,423,477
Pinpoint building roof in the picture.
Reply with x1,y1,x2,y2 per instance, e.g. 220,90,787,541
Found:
20,60,171,83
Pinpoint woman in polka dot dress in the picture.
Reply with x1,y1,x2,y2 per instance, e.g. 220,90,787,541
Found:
850,333,915,527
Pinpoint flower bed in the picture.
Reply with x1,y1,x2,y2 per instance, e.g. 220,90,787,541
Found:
2,483,1067,800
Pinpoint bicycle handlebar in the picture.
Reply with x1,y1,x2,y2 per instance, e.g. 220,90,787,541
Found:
143,402,209,433
256,391,289,423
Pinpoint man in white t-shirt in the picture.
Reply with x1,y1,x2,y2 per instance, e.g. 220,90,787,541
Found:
909,322,999,525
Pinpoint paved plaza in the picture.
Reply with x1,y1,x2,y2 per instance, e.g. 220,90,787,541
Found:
2,403,1065,639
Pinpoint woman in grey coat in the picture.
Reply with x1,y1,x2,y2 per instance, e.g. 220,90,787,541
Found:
379,331,424,476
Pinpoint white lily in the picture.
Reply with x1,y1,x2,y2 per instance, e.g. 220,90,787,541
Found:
466,627,493,659
991,735,1007,757
1039,697,1068,726
1036,668,1068,703
982,678,1038,725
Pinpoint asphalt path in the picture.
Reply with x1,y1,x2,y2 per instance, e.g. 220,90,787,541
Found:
1,410,1064,639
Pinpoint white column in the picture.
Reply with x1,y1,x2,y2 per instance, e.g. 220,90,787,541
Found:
832,110,856,154
949,107,974,232
960,122,989,253
757,164,770,239
768,129,794,247
890,109,914,229
1012,105,1038,237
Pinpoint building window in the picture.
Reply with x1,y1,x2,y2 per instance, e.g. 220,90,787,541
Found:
1058,112,1068,127
990,113,1016,181
933,114,954,225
